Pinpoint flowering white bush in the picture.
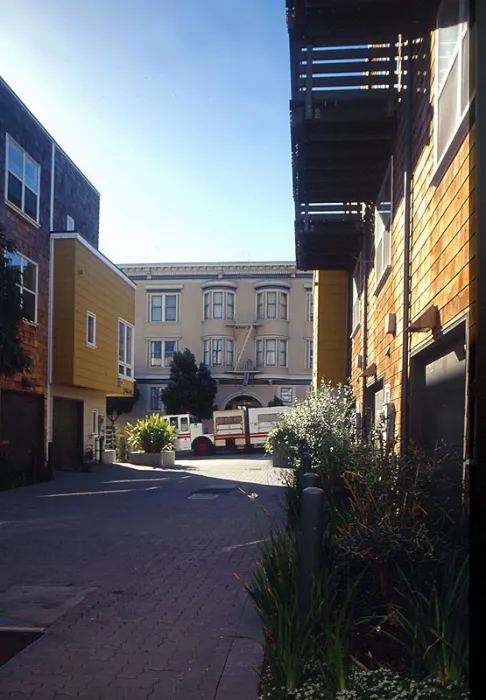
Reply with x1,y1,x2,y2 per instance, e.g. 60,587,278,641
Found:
260,668,469,700
265,382,355,477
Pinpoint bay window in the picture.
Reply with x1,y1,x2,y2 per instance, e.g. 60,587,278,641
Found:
203,290,235,320
256,338,288,368
256,290,289,320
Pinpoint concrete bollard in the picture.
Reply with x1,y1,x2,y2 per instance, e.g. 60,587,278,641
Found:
299,485,325,625
302,472,319,489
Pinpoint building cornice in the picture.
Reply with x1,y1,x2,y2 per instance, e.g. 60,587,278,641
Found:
118,261,312,280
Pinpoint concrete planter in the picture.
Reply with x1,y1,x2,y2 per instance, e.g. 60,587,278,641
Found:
102,449,116,464
129,451,176,468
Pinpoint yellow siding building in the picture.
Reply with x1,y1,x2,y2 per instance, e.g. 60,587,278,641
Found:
50,234,135,469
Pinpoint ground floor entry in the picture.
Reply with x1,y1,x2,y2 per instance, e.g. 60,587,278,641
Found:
52,397,83,471
0,390,45,487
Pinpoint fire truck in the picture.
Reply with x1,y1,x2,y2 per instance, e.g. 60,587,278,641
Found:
165,405,289,456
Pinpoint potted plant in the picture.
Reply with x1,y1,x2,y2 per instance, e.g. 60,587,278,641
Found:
126,415,176,467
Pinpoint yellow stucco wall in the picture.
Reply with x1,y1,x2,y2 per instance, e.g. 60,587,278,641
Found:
52,236,135,395
312,270,348,389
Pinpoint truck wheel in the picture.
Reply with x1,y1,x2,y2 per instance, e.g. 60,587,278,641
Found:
192,438,214,456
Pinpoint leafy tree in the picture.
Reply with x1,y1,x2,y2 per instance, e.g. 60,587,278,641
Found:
106,384,140,430
0,229,31,378
268,395,284,407
162,349,217,419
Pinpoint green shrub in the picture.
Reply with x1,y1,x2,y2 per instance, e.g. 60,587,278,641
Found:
114,424,129,463
126,414,175,453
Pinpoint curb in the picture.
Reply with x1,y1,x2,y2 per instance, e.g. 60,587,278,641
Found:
215,597,263,700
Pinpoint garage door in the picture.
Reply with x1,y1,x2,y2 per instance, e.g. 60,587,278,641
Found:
52,397,83,471
0,390,45,486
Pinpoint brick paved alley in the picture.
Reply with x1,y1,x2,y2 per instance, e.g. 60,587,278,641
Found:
0,455,286,700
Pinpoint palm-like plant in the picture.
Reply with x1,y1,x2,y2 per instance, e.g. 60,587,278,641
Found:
126,414,175,453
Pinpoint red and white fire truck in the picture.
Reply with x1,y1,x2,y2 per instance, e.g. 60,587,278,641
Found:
164,405,289,456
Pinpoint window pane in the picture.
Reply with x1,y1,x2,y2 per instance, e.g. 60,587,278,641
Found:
213,292,223,319
87,315,95,344
126,326,132,364
8,139,23,179
164,340,176,365
257,293,264,320
279,340,287,367
151,296,162,322
267,292,277,319
22,290,36,322
437,57,459,160
165,295,177,321
213,338,222,365
151,341,162,366
266,339,276,366
204,293,211,320
7,173,22,209
7,252,22,282
24,156,39,194
226,339,234,367
256,339,263,367
280,293,288,320
204,339,210,365
22,260,36,292
437,0,461,92
119,321,125,362
180,416,189,432
150,387,161,411
226,293,234,320
461,28,473,114
126,367,132,378
24,188,38,221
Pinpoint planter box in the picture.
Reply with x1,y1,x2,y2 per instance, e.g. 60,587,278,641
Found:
129,451,176,468
102,449,116,464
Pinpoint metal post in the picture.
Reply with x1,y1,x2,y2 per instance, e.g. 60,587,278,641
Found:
299,451,311,487
302,472,319,489
299,486,325,625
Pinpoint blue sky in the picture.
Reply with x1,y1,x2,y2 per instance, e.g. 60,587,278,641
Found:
0,0,295,264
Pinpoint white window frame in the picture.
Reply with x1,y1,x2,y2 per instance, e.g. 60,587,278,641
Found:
256,337,288,368
307,292,314,323
91,409,99,436
352,257,362,333
203,337,234,367
203,290,235,321
7,251,39,324
148,293,180,323
118,318,134,379
5,135,40,224
306,339,313,370
256,290,289,321
435,0,473,168
86,311,96,348
66,215,75,231
374,159,393,292
148,339,178,368
280,387,294,404
149,386,164,412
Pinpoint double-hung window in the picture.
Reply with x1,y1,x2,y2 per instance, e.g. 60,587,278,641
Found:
86,311,96,347
203,290,235,320
149,340,178,367
256,290,289,320
256,338,288,368
6,136,40,223
436,0,473,165
149,294,179,322
118,319,133,378
149,386,164,411
306,339,313,370
203,338,234,367
307,292,314,322
375,160,393,290
7,252,38,323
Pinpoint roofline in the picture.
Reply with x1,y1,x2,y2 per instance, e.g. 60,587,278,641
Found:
117,261,299,268
0,75,100,195
51,233,136,289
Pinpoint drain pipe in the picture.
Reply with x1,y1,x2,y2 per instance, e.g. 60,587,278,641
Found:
361,210,370,440
400,38,413,457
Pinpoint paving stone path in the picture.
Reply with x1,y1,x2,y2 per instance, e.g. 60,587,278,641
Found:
0,455,287,699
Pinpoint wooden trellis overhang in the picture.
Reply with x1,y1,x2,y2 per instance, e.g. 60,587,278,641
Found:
287,0,440,270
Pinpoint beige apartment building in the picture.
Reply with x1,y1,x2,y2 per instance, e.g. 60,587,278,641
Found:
118,262,313,418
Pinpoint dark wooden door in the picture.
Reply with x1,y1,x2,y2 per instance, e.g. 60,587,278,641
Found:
52,397,83,471
0,390,45,485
